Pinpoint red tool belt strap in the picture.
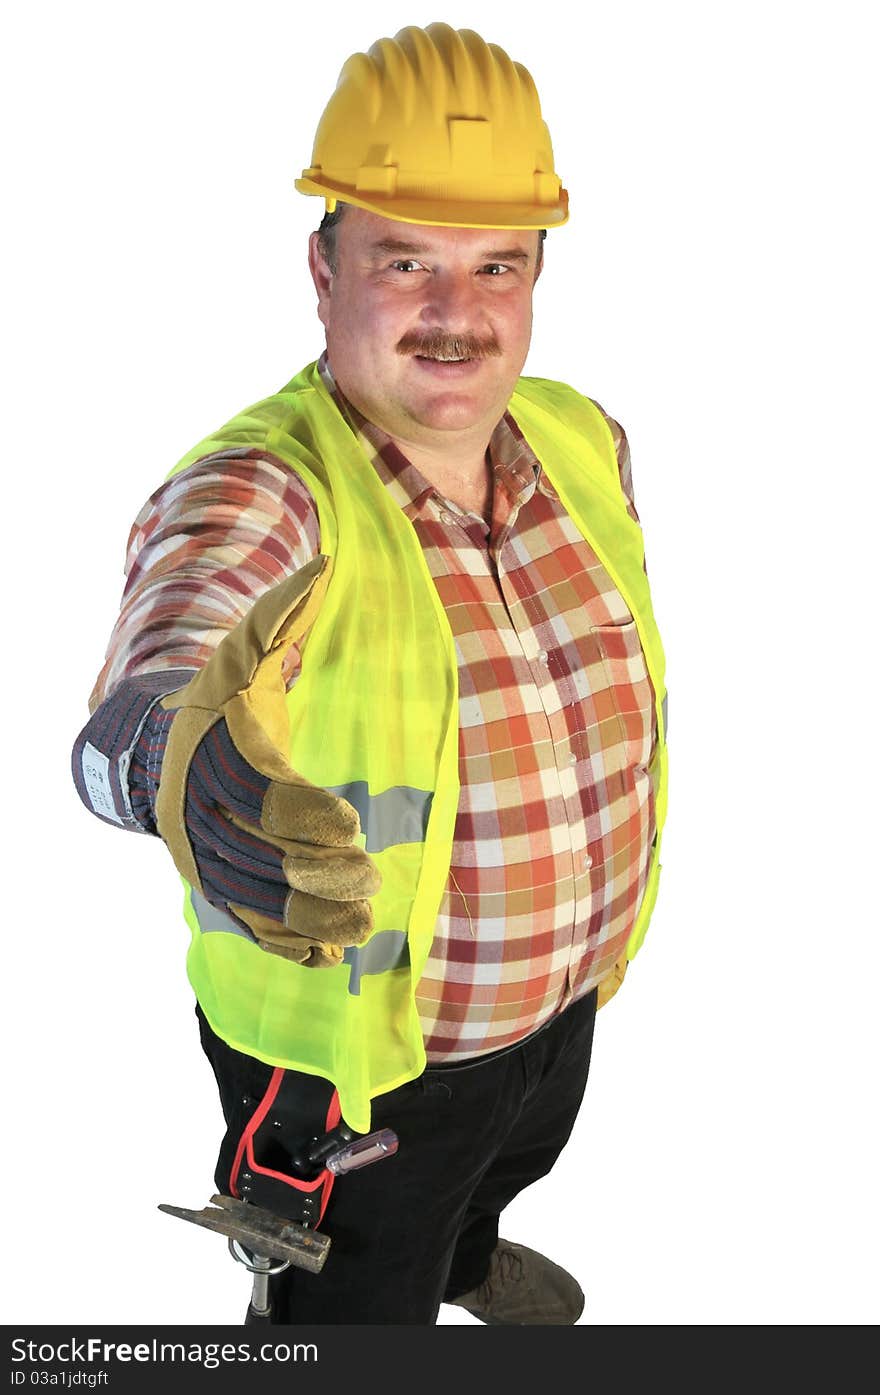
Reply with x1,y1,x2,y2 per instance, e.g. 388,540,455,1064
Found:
229,1069,342,1227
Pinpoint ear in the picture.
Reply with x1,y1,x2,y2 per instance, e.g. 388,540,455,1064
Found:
308,231,333,329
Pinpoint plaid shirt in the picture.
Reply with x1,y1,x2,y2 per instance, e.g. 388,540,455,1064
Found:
93,353,657,1063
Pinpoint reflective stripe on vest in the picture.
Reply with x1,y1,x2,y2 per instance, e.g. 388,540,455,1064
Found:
189,889,410,993
171,361,667,1132
326,781,433,853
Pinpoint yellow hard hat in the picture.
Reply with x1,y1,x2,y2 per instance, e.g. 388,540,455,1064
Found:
295,22,568,230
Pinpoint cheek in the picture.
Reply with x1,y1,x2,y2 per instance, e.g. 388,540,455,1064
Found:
504,294,534,338
368,298,415,350
332,296,403,358
484,314,529,366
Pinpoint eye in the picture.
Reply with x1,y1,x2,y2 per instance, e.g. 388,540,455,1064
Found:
480,263,510,276
391,259,424,273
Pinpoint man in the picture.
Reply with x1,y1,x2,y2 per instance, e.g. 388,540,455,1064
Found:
72,22,668,1325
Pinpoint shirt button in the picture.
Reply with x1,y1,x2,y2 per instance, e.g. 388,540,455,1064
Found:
439,511,459,527
537,649,549,666
568,752,577,765
583,855,592,870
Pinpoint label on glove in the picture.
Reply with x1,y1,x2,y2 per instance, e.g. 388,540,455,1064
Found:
81,742,123,825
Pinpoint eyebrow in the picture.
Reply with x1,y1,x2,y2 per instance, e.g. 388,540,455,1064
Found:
369,238,532,264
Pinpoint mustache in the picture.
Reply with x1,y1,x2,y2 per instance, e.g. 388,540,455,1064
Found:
396,330,502,360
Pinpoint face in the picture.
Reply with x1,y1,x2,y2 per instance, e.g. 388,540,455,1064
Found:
308,207,542,447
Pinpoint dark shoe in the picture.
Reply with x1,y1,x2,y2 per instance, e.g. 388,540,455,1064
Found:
448,1239,585,1325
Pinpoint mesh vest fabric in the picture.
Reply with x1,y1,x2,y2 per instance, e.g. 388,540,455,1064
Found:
169,361,668,1131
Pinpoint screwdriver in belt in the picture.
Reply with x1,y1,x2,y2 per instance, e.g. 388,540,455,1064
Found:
303,1124,399,1175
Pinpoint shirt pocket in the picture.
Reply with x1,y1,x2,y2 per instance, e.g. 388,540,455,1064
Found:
590,619,657,771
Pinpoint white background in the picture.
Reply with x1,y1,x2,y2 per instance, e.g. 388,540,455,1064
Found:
3,0,877,1327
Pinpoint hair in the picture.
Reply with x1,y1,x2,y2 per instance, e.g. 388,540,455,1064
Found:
316,202,547,276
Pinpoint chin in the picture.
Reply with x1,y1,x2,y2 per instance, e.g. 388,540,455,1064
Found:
404,379,513,433
407,397,494,432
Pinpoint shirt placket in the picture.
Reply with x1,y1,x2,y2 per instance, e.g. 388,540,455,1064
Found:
489,504,589,1001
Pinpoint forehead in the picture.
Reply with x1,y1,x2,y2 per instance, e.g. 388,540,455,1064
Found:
339,207,539,259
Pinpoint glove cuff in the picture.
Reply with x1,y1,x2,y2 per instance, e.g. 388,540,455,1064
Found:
72,670,196,833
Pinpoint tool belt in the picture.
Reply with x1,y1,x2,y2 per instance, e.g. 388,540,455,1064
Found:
226,1064,344,1229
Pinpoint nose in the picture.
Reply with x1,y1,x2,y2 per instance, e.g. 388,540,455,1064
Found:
418,269,481,334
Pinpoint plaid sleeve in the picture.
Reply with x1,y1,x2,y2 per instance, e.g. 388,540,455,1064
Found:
89,448,321,709
589,402,640,524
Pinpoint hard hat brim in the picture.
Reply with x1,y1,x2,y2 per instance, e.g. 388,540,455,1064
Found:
295,176,568,231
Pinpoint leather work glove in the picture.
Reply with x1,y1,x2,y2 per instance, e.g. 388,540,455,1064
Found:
74,555,381,967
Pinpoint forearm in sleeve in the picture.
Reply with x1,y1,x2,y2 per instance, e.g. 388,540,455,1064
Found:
90,449,321,706
73,449,320,833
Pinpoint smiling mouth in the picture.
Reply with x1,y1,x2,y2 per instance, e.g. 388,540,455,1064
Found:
415,353,472,362
400,331,501,363
412,355,483,373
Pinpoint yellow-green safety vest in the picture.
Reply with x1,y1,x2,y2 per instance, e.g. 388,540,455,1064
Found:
170,361,668,1131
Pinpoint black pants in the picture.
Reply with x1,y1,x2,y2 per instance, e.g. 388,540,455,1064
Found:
197,987,598,1324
